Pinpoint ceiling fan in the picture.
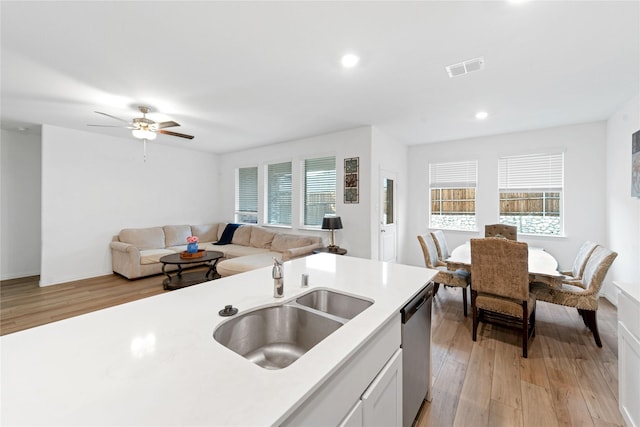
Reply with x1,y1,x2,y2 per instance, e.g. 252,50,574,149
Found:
88,106,195,141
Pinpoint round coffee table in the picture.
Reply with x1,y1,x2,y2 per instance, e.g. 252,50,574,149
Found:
159,251,224,291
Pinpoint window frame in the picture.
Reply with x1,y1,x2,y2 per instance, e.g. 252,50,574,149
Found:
265,160,293,226
301,155,337,228
497,151,564,237
234,166,259,224
429,160,478,232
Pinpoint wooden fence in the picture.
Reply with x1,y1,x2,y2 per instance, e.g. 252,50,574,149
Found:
431,189,560,216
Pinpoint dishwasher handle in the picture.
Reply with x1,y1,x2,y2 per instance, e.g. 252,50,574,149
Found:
401,282,433,324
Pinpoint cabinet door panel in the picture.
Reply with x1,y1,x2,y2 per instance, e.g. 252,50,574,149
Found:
362,348,402,427
339,400,363,427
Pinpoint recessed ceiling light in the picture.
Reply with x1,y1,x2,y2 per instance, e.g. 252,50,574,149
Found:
475,111,488,120
341,53,360,68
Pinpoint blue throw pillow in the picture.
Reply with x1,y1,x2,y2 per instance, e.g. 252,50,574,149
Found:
214,223,241,245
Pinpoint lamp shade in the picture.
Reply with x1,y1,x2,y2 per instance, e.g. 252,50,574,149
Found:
322,216,343,230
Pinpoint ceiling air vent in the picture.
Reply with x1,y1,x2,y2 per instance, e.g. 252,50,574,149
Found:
445,57,485,78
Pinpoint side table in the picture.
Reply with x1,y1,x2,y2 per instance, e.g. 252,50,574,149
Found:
313,247,348,255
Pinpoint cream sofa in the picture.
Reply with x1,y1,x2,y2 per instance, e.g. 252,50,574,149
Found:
110,223,323,279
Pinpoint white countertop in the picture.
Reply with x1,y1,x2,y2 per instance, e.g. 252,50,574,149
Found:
1,254,436,426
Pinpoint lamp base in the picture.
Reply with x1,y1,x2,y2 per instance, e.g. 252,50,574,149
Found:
327,245,341,253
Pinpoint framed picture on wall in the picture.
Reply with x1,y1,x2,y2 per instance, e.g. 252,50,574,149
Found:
633,130,640,197
344,157,359,203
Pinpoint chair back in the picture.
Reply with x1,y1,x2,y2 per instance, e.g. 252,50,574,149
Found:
471,238,529,300
581,246,618,295
417,234,440,269
431,230,450,260
484,224,518,241
570,241,598,279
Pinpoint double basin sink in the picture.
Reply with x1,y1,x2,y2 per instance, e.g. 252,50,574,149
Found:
213,289,373,370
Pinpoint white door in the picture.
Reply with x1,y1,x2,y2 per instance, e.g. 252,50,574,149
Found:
380,171,397,262
362,349,403,427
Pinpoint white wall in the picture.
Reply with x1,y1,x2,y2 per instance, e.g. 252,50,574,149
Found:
217,127,373,258
604,94,640,303
1,129,42,280
405,122,608,271
40,125,220,286
371,127,408,261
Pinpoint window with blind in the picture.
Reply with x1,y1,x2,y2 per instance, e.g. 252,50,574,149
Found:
429,160,477,231
235,166,258,224
498,152,564,235
266,161,292,225
303,156,336,226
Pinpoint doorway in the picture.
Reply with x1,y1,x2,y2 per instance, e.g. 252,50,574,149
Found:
379,170,397,262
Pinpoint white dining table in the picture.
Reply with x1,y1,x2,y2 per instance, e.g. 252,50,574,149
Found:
446,241,563,288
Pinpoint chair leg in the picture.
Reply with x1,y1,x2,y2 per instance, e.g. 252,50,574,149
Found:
522,301,528,358
433,283,440,296
531,305,536,338
584,310,602,348
471,290,478,341
462,287,468,317
577,308,588,326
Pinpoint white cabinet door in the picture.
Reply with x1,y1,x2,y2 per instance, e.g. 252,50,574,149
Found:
339,401,363,427
618,288,640,427
362,348,403,427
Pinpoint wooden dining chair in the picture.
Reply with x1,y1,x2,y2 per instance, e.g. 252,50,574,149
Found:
484,224,517,240
470,237,534,357
531,246,617,347
430,230,450,261
560,241,598,288
417,234,471,316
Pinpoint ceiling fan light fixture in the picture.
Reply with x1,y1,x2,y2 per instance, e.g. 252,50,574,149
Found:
132,128,156,140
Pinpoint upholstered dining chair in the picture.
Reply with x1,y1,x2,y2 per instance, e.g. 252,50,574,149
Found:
431,230,450,261
531,246,617,347
560,241,598,288
470,237,534,357
417,234,471,316
484,224,517,241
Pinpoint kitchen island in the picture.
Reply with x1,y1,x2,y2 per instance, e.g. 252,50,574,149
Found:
1,254,436,426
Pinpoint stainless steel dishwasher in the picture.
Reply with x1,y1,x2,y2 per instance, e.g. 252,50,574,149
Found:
401,281,434,427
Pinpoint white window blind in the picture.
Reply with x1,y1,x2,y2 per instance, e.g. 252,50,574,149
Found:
498,152,564,191
267,161,292,225
304,156,336,226
235,166,258,224
430,161,477,188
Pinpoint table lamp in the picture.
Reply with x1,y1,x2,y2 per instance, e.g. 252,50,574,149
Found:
322,216,343,252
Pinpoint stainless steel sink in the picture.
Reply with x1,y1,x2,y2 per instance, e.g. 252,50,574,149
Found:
213,304,343,370
295,289,373,320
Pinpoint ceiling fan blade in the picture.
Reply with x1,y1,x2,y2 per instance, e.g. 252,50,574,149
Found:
156,120,180,129
158,130,195,140
87,124,134,129
94,111,130,123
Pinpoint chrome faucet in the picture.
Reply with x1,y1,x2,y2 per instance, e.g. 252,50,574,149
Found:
272,257,284,298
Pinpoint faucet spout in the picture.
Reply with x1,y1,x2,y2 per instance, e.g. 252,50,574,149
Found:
272,257,284,298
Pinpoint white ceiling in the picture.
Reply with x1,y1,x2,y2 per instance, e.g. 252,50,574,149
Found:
1,1,638,154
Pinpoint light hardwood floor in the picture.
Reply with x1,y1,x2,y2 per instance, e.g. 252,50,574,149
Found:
1,274,623,426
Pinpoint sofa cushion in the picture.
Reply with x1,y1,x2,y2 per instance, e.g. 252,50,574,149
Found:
231,225,252,246
119,227,165,250
220,244,271,259
217,252,282,277
191,224,219,243
271,234,313,252
164,225,192,247
140,249,176,265
250,227,276,248
166,245,188,253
